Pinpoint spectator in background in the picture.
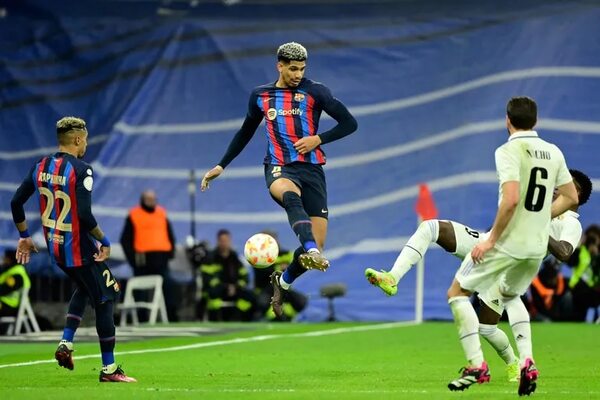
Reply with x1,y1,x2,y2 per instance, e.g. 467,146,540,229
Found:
120,190,178,322
198,230,255,321
568,225,600,321
0,249,31,319
187,240,210,319
528,256,572,321
253,231,307,321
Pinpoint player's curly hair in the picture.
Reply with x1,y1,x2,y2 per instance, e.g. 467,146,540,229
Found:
570,169,592,206
277,42,307,63
56,116,87,134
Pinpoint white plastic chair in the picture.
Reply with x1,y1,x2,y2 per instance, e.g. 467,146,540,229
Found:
0,288,41,335
119,275,169,326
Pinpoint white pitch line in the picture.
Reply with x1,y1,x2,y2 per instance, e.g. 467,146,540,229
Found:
139,388,599,395
8,386,600,396
0,321,416,369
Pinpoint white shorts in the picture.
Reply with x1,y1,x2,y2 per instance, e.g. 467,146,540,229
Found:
448,221,485,259
456,248,542,298
478,284,505,316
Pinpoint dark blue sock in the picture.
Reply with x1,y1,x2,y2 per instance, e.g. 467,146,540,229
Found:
282,191,317,251
96,301,116,366
101,351,115,366
282,247,306,285
62,327,76,342
62,289,87,342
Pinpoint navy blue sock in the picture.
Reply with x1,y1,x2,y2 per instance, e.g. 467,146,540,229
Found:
95,301,116,366
101,349,115,366
282,191,317,251
62,289,87,342
282,247,306,285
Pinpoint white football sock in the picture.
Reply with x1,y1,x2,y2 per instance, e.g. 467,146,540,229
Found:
59,340,73,351
279,275,291,290
102,363,117,374
479,323,517,365
449,296,484,366
504,297,533,365
389,219,439,282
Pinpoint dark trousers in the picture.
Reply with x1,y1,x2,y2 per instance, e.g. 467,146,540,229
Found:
571,281,600,321
207,287,256,322
133,252,179,322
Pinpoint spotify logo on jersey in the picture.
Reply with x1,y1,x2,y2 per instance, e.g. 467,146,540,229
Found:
267,107,303,120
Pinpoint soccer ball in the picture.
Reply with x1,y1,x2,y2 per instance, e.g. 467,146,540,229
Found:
244,233,279,268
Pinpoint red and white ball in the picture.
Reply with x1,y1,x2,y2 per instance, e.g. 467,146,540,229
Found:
244,233,279,268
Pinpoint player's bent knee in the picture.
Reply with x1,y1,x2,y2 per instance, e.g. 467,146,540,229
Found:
437,220,457,253
269,179,300,200
447,279,471,299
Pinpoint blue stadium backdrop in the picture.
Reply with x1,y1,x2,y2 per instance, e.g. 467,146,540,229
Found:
1,0,599,321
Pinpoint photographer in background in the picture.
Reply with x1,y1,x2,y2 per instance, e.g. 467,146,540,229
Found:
0,249,30,319
198,230,256,321
568,225,600,321
528,256,572,321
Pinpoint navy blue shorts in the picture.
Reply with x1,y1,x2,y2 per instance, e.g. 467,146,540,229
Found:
59,262,120,307
264,162,328,219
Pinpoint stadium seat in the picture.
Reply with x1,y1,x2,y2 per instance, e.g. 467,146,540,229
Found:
0,288,41,335
119,275,169,326
320,283,347,322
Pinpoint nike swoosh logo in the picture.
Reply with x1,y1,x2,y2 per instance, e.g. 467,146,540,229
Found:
321,209,328,214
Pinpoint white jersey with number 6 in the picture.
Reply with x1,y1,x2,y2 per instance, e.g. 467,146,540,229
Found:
478,210,582,315
494,130,572,259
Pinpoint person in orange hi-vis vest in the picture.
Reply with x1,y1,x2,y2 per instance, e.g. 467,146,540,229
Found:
120,190,178,322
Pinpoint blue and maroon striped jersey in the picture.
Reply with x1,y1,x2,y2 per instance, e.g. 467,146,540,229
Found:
12,153,99,268
248,78,335,165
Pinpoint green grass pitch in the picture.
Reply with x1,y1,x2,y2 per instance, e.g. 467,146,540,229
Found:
1,322,598,399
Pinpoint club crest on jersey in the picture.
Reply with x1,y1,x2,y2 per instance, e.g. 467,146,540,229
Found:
271,166,282,178
294,93,305,102
267,108,278,120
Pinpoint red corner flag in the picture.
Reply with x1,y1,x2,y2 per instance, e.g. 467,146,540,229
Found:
415,183,438,221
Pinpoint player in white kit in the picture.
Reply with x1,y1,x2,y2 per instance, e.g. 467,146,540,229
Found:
478,168,591,320
446,97,578,396
365,170,590,383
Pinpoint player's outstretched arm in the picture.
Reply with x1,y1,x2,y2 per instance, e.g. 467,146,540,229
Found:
202,94,263,190
201,165,224,191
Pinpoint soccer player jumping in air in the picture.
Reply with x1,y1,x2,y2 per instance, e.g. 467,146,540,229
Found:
201,42,358,317
11,117,136,383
